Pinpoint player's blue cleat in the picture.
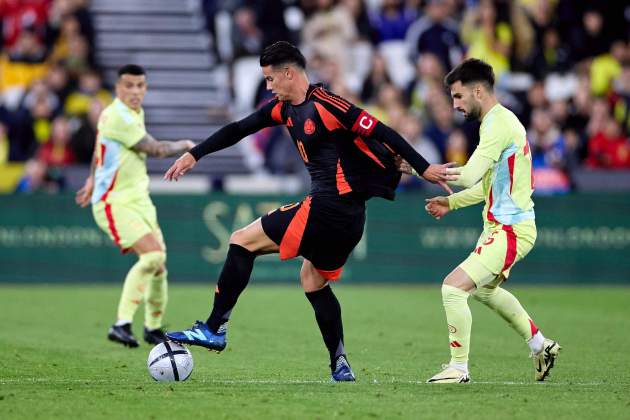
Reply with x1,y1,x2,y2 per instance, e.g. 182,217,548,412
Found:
165,320,227,352
331,355,355,382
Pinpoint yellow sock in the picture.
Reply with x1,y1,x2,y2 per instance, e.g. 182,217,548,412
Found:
117,251,165,322
442,284,471,364
473,286,538,341
145,269,168,330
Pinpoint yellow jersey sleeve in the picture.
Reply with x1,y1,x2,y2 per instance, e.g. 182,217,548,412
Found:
98,99,146,149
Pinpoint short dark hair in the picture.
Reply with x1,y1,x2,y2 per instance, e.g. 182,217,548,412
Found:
260,41,306,69
118,64,146,77
444,58,495,90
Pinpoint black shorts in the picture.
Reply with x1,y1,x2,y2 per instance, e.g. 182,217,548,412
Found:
261,195,366,280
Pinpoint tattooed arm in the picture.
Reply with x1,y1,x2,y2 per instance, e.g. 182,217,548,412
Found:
132,133,196,158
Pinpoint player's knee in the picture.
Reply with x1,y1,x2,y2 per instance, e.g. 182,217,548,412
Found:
139,251,166,274
229,228,253,248
441,284,470,304
472,286,497,304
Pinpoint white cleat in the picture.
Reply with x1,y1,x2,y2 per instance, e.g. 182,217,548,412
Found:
427,364,470,384
532,338,561,381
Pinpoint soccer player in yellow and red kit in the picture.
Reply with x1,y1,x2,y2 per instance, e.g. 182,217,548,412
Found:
417,59,561,383
164,41,457,381
76,65,195,348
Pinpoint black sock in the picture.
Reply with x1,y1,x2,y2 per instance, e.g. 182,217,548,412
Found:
305,285,345,369
206,244,256,332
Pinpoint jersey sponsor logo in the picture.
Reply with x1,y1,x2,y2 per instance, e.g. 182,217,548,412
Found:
184,329,207,341
304,118,316,135
352,111,378,137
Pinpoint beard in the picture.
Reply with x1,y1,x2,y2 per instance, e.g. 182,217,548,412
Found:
465,103,482,121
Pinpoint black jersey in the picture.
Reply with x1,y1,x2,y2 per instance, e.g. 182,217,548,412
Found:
190,84,430,201
263,85,401,200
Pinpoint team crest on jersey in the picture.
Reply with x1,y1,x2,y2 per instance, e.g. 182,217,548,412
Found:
304,119,316,135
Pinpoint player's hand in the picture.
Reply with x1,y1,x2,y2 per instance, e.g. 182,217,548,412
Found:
422,162,460,194
395,156,413,175
75,176,94,208
164,152,196,181
425,196,450,220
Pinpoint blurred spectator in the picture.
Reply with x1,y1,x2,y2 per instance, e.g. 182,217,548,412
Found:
585,117,630,169
611,60,630,135
398,112,440,190
19,79,59,151
231,6,263,59
405,0,463,71
44,61,73,104
340,0,374,42
70,98,103,163
400,112,441,163
369,0,418,44
360,53,393,104
49,14,82,63
36,115,75,166
15,115,75,192
0,0,50,49
461,0,512,78
47,0,95,49
590,40,627,97
405,52,445,117
528,108,571,194
63,70,112,116
0,28,49,108
424,93,454,158
529,27,571,78
367,83,405,125
0,123,9,164
586,99,612,139
444,128,468,166
569,7,610,63
63,34,91,78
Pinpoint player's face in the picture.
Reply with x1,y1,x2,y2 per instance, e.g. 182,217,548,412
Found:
261,65,292,102
116,74,147,111
449,81,482,122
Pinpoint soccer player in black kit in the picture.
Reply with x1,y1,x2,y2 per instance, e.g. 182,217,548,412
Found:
165,41,457,381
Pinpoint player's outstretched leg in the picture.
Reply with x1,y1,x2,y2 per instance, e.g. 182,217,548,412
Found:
166,244,255,351
473,283,561,381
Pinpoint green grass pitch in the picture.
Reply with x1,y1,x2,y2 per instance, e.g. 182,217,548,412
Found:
1,284,629,419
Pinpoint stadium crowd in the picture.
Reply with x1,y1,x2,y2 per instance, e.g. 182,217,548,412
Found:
1,0,629,194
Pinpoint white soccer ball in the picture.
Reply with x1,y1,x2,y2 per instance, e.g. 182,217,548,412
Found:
147,341,193,382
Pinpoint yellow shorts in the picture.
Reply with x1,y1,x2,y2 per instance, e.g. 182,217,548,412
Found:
92,198,162,253
459,219,536,287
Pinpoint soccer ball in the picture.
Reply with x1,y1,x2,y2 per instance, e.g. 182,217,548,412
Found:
147,341,193,382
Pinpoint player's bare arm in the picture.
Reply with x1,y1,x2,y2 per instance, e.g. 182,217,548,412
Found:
75,143,98,208
132,133,195,158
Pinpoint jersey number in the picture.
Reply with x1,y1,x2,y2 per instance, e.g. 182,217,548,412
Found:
297,140,309,163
